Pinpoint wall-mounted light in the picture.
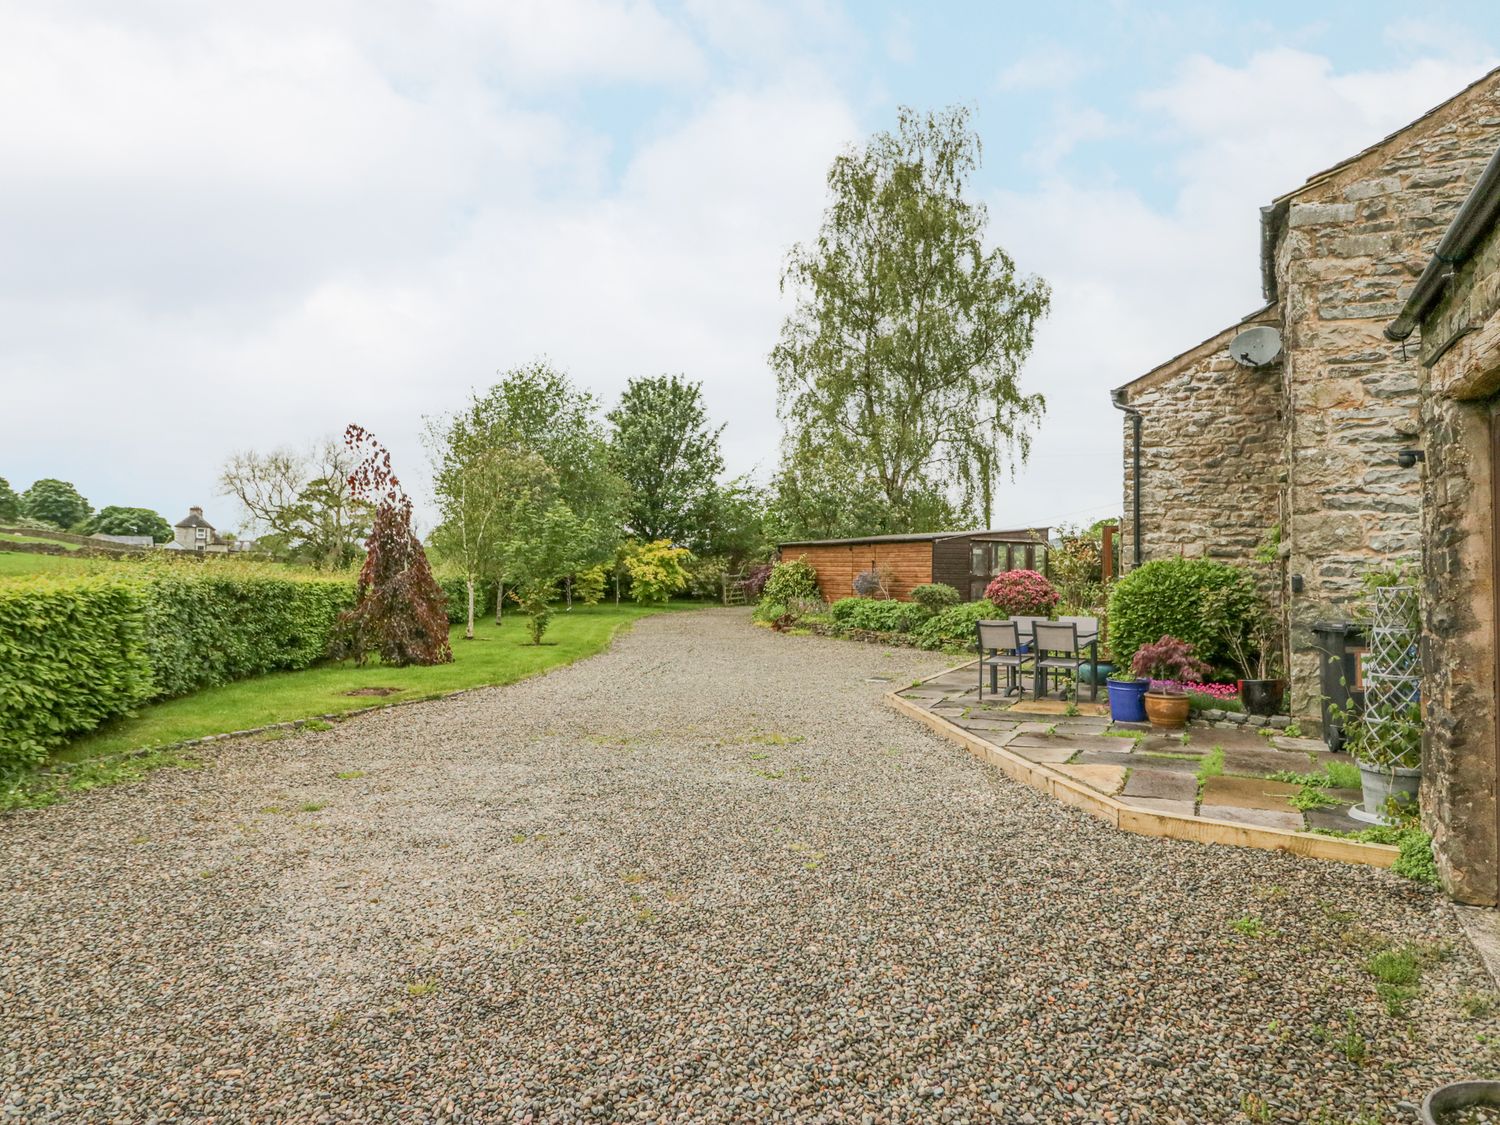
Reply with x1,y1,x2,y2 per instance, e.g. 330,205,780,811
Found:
1397,449,1426,469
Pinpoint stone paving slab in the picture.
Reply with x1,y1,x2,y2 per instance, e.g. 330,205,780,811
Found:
1269,736,1329,754
1132,754,1202,775
1069,750,1142,770
1191,729,1289,753
1041,734,1137,756
1222,746,1326,777
1200,805,1305,832
1007,743,1077,765
1054,764,1127,795
1137,735,1200,755
1122,768,1198,802
957,718,1019,732
1119,794,1197,817
1001,700,1111,717
1200,775,1302,813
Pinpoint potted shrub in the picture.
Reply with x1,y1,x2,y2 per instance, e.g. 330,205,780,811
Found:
1201,550,1286,717
1132,635,1211,731
1105,670,1148,723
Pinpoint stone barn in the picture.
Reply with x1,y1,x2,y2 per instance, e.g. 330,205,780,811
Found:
777,529,1050,603
1112,66,1500,723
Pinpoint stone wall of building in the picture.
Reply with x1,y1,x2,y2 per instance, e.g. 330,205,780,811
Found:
1272,74,1500,717
1117,315,1284,577
1417,211,1500,905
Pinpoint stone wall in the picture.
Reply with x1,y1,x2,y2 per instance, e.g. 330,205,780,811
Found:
1273,73,1500,717
1117,314,1284,578
1416,210,1500,905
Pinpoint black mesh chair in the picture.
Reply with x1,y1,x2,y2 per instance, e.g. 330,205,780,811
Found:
1033,621,1086,701
977,620,1030,700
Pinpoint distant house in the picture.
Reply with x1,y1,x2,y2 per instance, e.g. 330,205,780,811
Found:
171,507,229,555
776,529,1051,603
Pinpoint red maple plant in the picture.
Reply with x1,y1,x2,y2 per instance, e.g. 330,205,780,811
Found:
329,424,454,667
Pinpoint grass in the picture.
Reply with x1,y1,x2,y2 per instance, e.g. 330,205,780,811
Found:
6,603,690,807
0,549,93,575
0,531,81,550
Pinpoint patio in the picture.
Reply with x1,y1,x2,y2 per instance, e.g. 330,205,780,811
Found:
891,661,1398,868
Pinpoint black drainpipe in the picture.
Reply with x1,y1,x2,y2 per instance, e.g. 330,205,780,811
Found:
1110,388,1143,567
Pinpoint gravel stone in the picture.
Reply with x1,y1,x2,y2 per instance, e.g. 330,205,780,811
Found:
1,609,1495,1122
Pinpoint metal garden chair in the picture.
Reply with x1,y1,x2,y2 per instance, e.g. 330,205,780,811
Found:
977,620,1030,700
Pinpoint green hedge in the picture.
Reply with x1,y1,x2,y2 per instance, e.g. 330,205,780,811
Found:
0,567,356,774
437,575,495,624
141,571,356,698
1107,559,1256,671
0,576,153,772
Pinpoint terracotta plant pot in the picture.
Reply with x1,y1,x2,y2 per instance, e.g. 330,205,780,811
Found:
1144,691,1191,730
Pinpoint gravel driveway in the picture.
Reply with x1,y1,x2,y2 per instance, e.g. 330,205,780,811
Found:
3,608,1496,1123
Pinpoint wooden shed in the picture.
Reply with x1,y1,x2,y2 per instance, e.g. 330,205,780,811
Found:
776,529,1051,603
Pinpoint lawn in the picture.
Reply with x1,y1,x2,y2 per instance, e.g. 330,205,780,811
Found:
60,602,695,762
0,550,92,576
0,531,80,550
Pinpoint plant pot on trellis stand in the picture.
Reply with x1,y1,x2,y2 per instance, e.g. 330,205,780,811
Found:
1131,635,1212,733
1347,583,1423,825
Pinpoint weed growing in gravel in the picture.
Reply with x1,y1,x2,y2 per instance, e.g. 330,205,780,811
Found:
128,834,149,844
1335,1014,1367,1064
1461,992,1497,1019
1239,1092,1272,1123
334,770,366,780
405,977,439,997
1230,916,1268,939
303,720,335,732
511,832,528,844
1366,945,1420,986
620,871,647,884
1252,884,1287,902
258,805,283,814
748,731,805,747
299,801,327,813
756,769,785,780
1376,982,1419,1017
256,730,290,742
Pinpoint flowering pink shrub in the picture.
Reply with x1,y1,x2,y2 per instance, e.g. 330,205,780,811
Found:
1164,680,1238,699
984,569,1059,616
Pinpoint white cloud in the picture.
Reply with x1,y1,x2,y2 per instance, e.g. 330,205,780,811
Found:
984,48,1499,531
997,46,1090,92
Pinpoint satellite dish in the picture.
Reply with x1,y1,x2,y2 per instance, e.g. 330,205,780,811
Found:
1229,325,1282,367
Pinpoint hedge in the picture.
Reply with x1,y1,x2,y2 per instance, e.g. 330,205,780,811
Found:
437,575,496,624
0,576,153,772
1106,559,1257,671
0,567,357,773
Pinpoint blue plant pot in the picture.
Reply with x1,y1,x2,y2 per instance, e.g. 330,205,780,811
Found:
1107,678,1149,723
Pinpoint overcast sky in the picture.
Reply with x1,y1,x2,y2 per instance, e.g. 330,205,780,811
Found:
3,0,1497,535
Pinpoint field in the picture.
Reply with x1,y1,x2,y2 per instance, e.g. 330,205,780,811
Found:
0,550,92,576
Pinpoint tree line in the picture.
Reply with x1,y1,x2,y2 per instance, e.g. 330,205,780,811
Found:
0,477,176,543
11,103,1049,647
